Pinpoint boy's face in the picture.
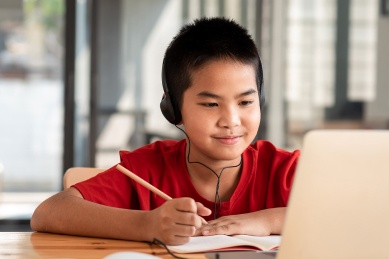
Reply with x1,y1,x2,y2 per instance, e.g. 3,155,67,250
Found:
181,59,261,164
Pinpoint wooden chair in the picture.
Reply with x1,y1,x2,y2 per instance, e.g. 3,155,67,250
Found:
63,167,105,189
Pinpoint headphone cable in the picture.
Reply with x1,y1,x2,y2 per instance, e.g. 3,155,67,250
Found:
174,125,242,219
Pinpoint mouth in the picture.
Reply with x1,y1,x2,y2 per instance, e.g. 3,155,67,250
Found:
213,135,242,145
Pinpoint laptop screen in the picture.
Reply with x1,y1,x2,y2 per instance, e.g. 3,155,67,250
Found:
278,130,389,259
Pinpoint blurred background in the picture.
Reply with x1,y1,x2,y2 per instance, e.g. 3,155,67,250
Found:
0,0,388,230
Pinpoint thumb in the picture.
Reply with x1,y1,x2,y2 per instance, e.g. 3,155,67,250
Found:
196,202,211,216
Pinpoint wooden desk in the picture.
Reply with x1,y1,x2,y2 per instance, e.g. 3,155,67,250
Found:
0,232,206,259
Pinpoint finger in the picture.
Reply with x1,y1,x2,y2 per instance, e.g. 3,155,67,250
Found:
206,215,230,225
199,216,208,226
196,202,212,216
174,223,197,237
201,216,234,231
201,222,237,236
175,199,208,227
194,227,203,236
174,197,197,213
153,218,193,245
194,202,210,226
172,209,204,231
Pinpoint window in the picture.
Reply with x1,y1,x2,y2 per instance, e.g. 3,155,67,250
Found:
0,0,64,225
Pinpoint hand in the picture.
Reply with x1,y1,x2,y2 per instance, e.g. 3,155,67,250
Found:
146,197,211,245
196,207,286,237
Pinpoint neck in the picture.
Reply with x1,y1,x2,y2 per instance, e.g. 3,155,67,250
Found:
185,155,242,203
184,140,242,177
185,144,242,185
186,157,241,178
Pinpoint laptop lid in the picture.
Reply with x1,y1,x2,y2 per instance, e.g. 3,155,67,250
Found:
278,130,389,259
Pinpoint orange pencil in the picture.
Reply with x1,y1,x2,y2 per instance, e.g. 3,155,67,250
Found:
116,164,207,225
116,164,172,200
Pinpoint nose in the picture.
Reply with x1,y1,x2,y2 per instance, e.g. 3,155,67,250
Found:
217,106,241,129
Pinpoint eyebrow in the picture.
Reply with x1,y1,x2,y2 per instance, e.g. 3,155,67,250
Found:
197,88,257,99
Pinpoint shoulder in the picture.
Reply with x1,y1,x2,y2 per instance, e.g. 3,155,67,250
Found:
119,139,186,168
246,141,300,205
120,139,184,156
244,140,300,177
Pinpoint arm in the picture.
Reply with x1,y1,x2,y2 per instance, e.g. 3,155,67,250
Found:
197,207,286,236
31,187,211,245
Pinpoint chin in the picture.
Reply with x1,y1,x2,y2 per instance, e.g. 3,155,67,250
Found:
207,149,244,162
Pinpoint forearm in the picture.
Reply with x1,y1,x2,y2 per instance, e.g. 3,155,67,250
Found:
199,207,287,236
256,207,286,235
31,188,151,241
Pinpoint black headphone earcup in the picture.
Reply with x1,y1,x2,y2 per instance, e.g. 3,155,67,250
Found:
259,85,265,110
160,94,179,125
160,61,182,125
257,57,265,111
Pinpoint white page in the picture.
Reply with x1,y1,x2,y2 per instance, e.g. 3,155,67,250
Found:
234,235,281,251
168,235,281,253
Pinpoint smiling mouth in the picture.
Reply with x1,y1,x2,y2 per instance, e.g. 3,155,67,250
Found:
214,136,241,145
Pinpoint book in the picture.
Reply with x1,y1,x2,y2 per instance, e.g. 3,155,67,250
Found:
167,235,281,254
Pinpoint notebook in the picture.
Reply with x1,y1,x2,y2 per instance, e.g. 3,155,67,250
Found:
168,234,281,253
207,129,389,259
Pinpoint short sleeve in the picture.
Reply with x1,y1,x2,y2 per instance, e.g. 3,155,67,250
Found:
267,149,300,207
73,164,140,209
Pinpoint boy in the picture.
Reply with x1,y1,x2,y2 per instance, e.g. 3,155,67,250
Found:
31,17,299,246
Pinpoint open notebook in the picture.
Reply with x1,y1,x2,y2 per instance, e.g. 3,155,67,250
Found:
167,235,281,253
205,130,389,259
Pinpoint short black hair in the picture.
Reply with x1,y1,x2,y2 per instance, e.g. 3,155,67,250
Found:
162,17,263,118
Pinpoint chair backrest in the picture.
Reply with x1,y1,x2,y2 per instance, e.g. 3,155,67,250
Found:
63,167,105,189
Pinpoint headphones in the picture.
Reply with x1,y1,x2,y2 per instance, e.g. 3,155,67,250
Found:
160,58,265,125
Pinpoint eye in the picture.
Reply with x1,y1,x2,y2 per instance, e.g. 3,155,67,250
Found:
240,100,254,106
200,102,218,108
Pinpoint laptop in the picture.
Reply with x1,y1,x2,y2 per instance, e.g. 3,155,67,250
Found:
206,130,389,259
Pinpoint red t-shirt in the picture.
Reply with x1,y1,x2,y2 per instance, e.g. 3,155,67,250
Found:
74,139,299,221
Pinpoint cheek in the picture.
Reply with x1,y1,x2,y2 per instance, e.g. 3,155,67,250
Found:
185,114,213,134
245,110,261,131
